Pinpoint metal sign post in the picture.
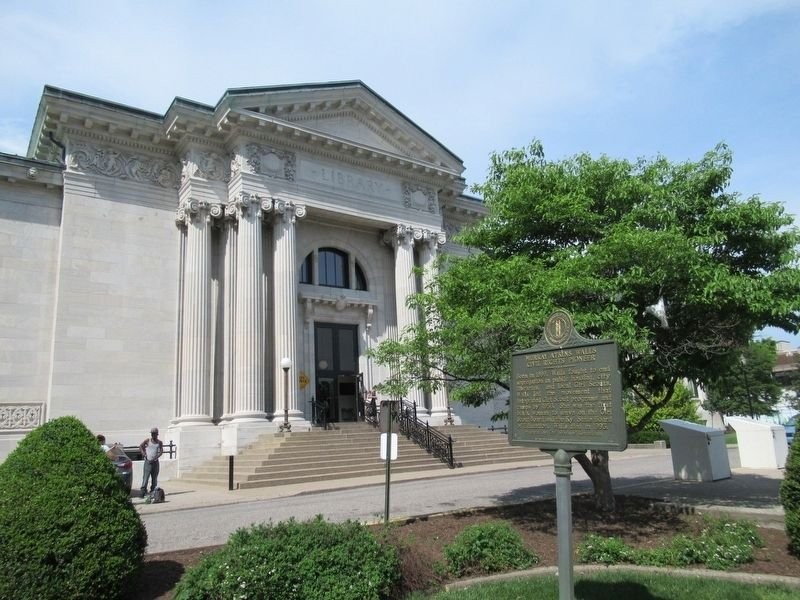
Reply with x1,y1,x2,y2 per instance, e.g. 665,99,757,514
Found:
546,449,581,600
380,400,398,525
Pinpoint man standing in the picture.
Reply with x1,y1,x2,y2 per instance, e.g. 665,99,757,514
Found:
139,427,163,497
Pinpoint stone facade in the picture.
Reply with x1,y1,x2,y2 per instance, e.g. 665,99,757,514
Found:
0,82,485,471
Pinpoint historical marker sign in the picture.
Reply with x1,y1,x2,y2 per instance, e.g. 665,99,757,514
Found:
509,310,626,452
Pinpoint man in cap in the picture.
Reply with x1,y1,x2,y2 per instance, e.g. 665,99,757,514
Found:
139,427,163,497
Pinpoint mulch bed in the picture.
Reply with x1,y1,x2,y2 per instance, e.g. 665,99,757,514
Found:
129,495,799,599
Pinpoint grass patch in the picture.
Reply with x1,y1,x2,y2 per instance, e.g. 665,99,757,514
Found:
725,431,738,445
418,570,799,599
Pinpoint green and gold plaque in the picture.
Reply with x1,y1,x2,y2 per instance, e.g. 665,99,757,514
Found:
509,310,627,452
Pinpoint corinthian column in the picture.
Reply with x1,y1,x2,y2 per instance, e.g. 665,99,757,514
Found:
420,230,459,425
273,200,306,420
173,199,220,424
231,192,272,421
387,224,425,410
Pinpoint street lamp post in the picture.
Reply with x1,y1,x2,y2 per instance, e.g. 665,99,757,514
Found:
280,357,292,433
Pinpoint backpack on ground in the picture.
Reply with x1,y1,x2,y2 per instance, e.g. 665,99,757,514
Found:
150,487,165,503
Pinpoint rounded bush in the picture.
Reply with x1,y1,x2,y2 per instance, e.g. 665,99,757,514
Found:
175,516,399,600
780,435,800,555
0,416,147,599
442,520,537,577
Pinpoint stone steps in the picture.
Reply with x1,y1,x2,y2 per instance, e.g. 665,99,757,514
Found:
178,422,550,488
179,422,450,487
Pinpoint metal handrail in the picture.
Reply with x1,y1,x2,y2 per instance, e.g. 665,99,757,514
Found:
308,397,329,430
396,400,457,469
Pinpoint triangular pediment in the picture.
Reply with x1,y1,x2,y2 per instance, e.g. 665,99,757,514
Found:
286,112,407,157
220,81,464,174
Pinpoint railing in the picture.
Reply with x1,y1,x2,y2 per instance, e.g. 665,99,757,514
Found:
485,425,508,434
397,399,457,469
308,397,329,430
123,440,177,461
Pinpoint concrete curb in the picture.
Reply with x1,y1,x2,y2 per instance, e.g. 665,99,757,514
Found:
446,564,800,591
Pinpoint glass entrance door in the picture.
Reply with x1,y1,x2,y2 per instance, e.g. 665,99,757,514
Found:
314,323,359,423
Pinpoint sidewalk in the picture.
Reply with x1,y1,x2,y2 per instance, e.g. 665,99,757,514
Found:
133,447,786,526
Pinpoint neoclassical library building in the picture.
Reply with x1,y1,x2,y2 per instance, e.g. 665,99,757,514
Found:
0,81,485,469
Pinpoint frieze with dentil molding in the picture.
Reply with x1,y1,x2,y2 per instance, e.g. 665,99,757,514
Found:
0,404,43,430
402,182,437,214
242,143,297,181
181,149,231,183
68,141,180,188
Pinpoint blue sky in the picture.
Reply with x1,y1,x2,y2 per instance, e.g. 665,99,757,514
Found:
1,0,798,345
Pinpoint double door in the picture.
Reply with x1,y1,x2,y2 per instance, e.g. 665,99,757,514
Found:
314,323,359,423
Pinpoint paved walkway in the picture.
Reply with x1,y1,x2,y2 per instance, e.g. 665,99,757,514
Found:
134,447,785,526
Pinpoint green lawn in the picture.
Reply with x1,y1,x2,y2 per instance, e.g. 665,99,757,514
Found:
416,570,797,599
725,431,738,445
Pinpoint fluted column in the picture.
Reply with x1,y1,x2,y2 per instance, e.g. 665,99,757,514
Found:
220,205,238,420
231,193,272,421
273,200,306,418
173,199,220,424
420,230,452,421
387,224,425,409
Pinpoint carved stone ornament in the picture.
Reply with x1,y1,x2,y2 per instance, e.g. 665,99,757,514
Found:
181,149,231,183
443,217,461,241
68,141,180,188
244,143,296,181
0,404,43,430
223,191,276,221
402,182,437,214
174,199,224,226
420,229,447,248
273,198,307,223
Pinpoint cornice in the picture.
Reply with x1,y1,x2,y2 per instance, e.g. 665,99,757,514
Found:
0,153,62,188
62,127,176,158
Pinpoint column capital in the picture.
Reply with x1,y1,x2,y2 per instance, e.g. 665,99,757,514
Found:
419,229,447,251
274,199,307,224
175,199,224,227
228,191,274,221
383,224,420,248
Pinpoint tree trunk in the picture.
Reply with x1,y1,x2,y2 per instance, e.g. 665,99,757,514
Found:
574,450,615,512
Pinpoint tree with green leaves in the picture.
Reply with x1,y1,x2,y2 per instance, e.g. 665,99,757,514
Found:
704,340,783,418
371,141,800,511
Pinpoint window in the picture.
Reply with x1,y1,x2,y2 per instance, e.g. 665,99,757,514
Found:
355,263,367,291
319,248,348,288
300,253,313,284
301,248,368,291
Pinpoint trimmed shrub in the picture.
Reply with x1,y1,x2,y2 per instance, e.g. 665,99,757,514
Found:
441,520,537,577
780,433,800,555
0,416,147,600
175,516,399,600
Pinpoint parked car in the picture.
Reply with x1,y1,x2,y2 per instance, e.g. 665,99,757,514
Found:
106,443,133,493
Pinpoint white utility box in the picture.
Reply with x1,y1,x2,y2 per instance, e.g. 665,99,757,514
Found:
659,419,731,482
727,417,788,469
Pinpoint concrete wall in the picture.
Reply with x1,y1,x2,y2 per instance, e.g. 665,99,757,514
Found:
47,172,179,447
0,177,62,456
